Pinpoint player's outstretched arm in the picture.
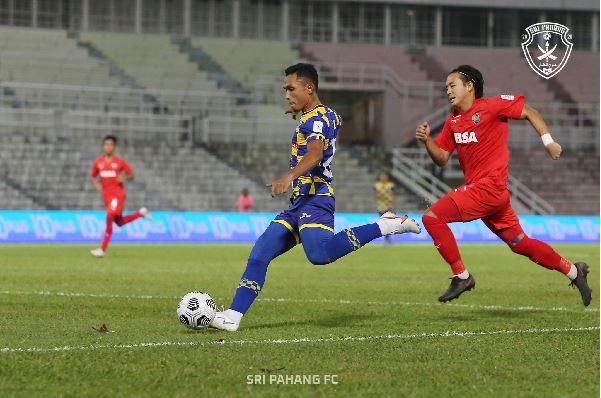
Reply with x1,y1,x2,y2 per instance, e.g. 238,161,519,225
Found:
266,140,324,197
416,122,450,166
90,176,101,192
519,104,562,160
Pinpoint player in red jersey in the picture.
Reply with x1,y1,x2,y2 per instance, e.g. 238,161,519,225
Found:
89,135,151,258
416,65,591,305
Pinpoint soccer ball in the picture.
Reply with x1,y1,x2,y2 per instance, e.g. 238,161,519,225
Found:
177,291,216,330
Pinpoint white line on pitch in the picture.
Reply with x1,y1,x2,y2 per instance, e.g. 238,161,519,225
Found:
0,290,597,313
1,326,597,354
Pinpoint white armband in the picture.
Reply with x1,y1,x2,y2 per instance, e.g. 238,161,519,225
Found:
541,133,554,146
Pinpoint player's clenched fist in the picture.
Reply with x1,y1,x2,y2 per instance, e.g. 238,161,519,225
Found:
266,175,293,197
415,122,431,142
546,142,562,160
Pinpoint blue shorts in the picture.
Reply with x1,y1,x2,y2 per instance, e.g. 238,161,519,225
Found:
273,195,335,243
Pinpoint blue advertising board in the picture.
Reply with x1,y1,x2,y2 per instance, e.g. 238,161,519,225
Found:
0,211,597,244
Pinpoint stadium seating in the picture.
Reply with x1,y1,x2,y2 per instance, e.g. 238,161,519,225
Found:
79,32,237,116
0,180,43,210
191,37,299,91
0,129,290,212
0,27,597,215
508,150,599,215
0,26,121,87
555,51,600,103
206,142,424,213
425,46,556,102
115,143,288,212
0,132,172,211
300,42,429,82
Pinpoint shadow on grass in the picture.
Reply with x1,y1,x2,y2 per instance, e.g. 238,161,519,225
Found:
439,309,550,321
244,312,373,331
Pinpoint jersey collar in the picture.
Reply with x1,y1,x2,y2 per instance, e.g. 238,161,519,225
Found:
302,103,324,115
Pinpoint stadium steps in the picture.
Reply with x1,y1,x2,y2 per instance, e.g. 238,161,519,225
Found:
0,26,123,87
509,150,600,215
73,32,144,91
407,48,448,82
190,37,299,92
79,32,234,117
0,174,49,210
0,179,44,210
177,38,248,98
74,33,163,111
543,79,596,127
350,146,426,212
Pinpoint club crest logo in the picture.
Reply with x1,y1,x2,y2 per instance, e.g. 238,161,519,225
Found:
471,113,480,124
521,22,572,79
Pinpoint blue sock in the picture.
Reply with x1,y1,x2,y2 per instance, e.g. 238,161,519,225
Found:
230,222,296,315
230,259,268,314
326,223,382,260
300,223,382,265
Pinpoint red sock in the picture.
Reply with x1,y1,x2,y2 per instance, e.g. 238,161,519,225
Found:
101,213,115,251
423,215,465,275
114,212,142,226
511,236,572,274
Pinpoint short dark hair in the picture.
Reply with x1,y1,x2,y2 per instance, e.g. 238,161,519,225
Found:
285,63,319,90
450,65,484,99
103,135,117,144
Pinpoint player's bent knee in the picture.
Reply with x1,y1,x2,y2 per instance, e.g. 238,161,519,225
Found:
422,213,441,230
423,209,438,219
303,245,331,265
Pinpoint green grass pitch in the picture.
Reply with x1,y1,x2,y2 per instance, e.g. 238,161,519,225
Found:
0,244,598,397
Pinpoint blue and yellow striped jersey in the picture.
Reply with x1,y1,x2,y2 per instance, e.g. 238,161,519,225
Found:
290,104,342,199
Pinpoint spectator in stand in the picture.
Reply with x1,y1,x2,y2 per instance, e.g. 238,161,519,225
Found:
237,188,254,212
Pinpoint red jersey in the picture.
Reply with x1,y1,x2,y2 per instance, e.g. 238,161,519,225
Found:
90,156,133,198
435,94,525,186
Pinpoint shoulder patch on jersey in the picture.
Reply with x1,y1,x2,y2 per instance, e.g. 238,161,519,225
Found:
313,120,323,133
500,95,515,100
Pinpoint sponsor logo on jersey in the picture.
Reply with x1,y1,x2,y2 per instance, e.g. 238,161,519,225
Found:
313,120,323,133
521,22,572,79
501,94,515,101
454,132,479,144
99,170,117,178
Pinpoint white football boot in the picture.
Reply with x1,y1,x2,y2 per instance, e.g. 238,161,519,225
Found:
139,207,153,220
90,248,105,258
210,310,240,332
376,212,421,235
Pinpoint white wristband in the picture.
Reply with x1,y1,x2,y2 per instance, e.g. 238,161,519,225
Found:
541,133,554,146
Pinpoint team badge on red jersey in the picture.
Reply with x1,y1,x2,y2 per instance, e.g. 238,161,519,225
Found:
472,113,480,124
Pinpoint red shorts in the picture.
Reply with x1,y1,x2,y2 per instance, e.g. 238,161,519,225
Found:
431,179,520,232
103,194,126,215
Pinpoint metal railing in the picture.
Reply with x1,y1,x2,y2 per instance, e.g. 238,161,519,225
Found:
0,107,193,143
389,147,556,215
310,62,446,105
390,148,451,207
0,81,248,116
507,175,555,215
197,115,296,144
